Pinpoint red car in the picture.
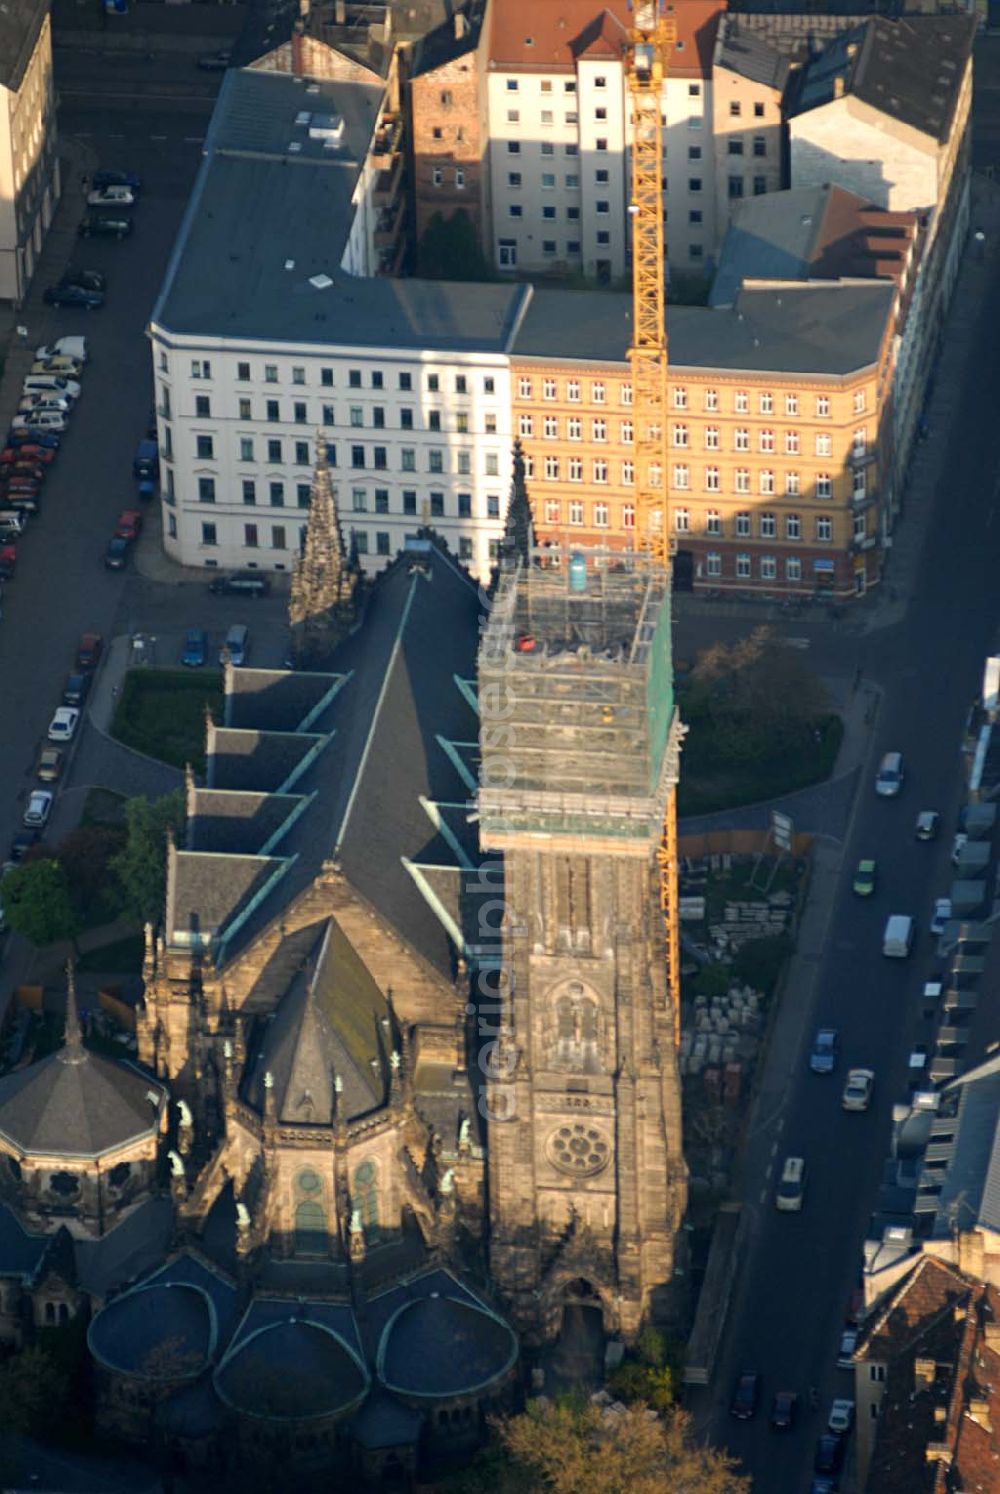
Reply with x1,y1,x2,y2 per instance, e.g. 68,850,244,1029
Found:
2,463,45,484
76,632,103,670
115,509,142,541
0,477,41,497
0,444,54,465
0,545,16,578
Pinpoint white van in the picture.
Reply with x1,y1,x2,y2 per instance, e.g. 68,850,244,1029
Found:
221,624,249,666
34,336,88,365
876,752,904,797
883,914,914,958
22,375,80,400
0,511,26,535
776,1156,806,1212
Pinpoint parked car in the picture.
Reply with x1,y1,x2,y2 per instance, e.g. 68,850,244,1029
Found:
87,185,135,208
809,1027,839,1075
35,746,63,782
852,858,877,896
181,628,207,667
31,356,83,378
915,810,940,841
78,213,132,240
730,1371,759,1420
62,673,91,707
133,438,159,480
10,829,39,862
104,536,131,570
92,169,142,193
42,283,104,309
76,632,103,670
814,1434,845,1477
770,1391,797,1431
951,832,968,865
842,1068,875,1112
208,570,271,598
197,48,232,70
8,419,63,440
0,464,44,486
18,393,72,413
1,444,54,465
34,337,87,364
828,1399,855,1436
23,791,53,828
0,546,16,579
59,269,106,294
48,707,80,743
115,509,142,541
929,898,952,936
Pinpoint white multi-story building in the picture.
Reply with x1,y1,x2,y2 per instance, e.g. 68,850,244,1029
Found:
151,66,524,582
484,0,723,281
0,0,59,303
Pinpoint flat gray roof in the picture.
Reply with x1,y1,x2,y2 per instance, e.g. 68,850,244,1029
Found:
516,280,894,377
154,68,527,352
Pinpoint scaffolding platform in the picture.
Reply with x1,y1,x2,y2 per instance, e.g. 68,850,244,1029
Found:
478,545,679,853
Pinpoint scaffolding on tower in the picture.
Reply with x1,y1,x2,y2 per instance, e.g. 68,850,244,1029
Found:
624,1,683,1047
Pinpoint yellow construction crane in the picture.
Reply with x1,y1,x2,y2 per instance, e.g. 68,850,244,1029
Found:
624,1,681,1046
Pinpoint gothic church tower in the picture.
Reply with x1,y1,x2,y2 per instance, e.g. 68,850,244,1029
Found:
478,546,687,1342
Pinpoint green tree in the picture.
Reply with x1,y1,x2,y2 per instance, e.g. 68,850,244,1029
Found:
0,1343,70,1438
417,208,494,281
111,789,186,924
1,860,80,948
496,1398,749,1494
58,825,127,924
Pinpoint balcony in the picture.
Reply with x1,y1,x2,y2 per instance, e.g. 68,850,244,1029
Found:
848,445,877,469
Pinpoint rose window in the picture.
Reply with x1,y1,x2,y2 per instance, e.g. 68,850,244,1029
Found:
548,1123,611,1177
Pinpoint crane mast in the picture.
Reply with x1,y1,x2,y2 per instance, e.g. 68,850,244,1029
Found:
625,2,682,1046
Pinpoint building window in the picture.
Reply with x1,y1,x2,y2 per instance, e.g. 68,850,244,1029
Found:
623,504,635,530
786,557,801,582
675,507,690,533
854,510,867,541
266,400,279,423
736,552,751,579
297,484,311,508
201,522,217,545
543,379,557,400
853,470,867,500
272,525,287,549
399,372,412,392
457,493,472,518
785,431,800,455
816,395,830,417
815,433,833,457
321,368,334,387
688,177,702,193
853,429,867,457
705,509,721,536
485,453,499,476
569,501,584,525
457,450,471,475
785,393,798,416
544,415,559,439
375,489,389,514
592,419,607,442
457,536,471,560
401,448,416,472
761,555,776,580
237,361,250,381
293,402,307,424
518,377,532,399
621,460,634,485
352,446,365,469
487,495,500,518
786,472,801,496
244,523,259,549
567,380,581,402
621,383,633,407
542,173,556,190
672,424,689,448
509,205,523,219
816,473,832,499
506,78,518,91
196,435,214,460
592,382,606,404
705,466,720,492
672,464,690,490
430,492,445,517
544,456,560,480
593,460,608,484
759,430,775,454
519,415,534,438
753,176,767,196
242,480,256,505
354,531,369,554
295,441,309,465
195,395,211,419
735,511,750,537
403,490,417,515
785,513,800,540
735,469,750,494
569,458,583,482
263,364,278,384
854,389,867,414
428,411,441,432
239,437,254,462
728,176,744,199
735,429,749,452
429,450,443,474
568,416,582,440
753,136,766,158
238,398,251,423
703,426,719,451
191,360,212,380
706,551,722,577
350,407,364,428
198,477,215,503
352,488,367,512
322,405,335,427
270,481,285,506
734,390,748,413
374,447,387,470
728,138,744,157
760,511,776,537
594,502,609,527
816,516,833,542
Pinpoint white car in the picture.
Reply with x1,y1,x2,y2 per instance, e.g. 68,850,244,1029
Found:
837,1328,858,1369
23,377,80,400
47,707,80,742
87,185,135,207
930,898,952,936
842,1067,875,1112
35,337,88,365
31,357,83,378
23,790,53,828
18,394,72,414
11,412,66,433
828,1398,855,1435
952,832,968,865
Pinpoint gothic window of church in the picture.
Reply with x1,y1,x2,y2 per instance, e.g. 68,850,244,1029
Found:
295,1200,327,1256
108,1162,131,1190
49,1171,80,1197
554,983,601,1072
353,1160,379,1238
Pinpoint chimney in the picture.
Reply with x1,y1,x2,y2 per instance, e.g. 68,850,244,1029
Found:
299,0,310,17
292,17,305,78
914,1358,936,1389
834,76,845,100
335,0,346,23
455,11,468,40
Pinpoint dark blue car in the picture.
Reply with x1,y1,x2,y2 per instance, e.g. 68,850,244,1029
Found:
181,628,207,667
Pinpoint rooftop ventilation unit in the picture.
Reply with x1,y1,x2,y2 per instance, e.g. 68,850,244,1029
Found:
309,113,345,143
295,110,311,126
309,273,334,290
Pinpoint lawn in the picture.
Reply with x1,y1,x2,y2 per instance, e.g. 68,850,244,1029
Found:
110,668,223,771
677,712,844,819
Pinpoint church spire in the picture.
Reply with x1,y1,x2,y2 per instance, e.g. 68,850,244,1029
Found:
59,961,86,1066
288,434,359,667
500,438,535,569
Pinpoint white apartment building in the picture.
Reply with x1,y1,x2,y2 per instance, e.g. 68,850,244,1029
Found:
0,0,59,303
151,66,525,583
484,0,723,281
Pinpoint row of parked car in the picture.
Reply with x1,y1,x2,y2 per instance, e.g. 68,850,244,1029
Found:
78,169,143,247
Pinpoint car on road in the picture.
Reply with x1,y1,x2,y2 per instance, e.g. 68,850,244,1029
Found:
104,536,131,570
770,1391,797,1430
42,283,104,310
48,707,80,743
841,1068,874,1112
76,633,103,670
875,750,904,797
115,510,142,541
10,829,38,861
208,570,271,598
852,858,877,896
198,48,232,70
915,810,940,841
87,184,135,208
181,628,207,667
809,1027,839,1075
776,1156,806,1212
930,898,952,936
35,746,63,782
730,1371,759,1420
34,337,87,365
1,444,54,465
837,1326,860,1368
23,791,53,828
814,1434,845,1476
62,673,90,707
59,269,106,294
92,168,142,193
827,1398,855,1435
78,213,132,240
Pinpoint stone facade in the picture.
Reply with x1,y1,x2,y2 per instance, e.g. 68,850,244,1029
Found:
409,8,491,250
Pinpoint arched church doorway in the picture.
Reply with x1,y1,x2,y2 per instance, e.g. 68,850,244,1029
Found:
547,1279,606,1393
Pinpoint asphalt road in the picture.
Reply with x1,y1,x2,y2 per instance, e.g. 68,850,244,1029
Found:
705,214,1000,1494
